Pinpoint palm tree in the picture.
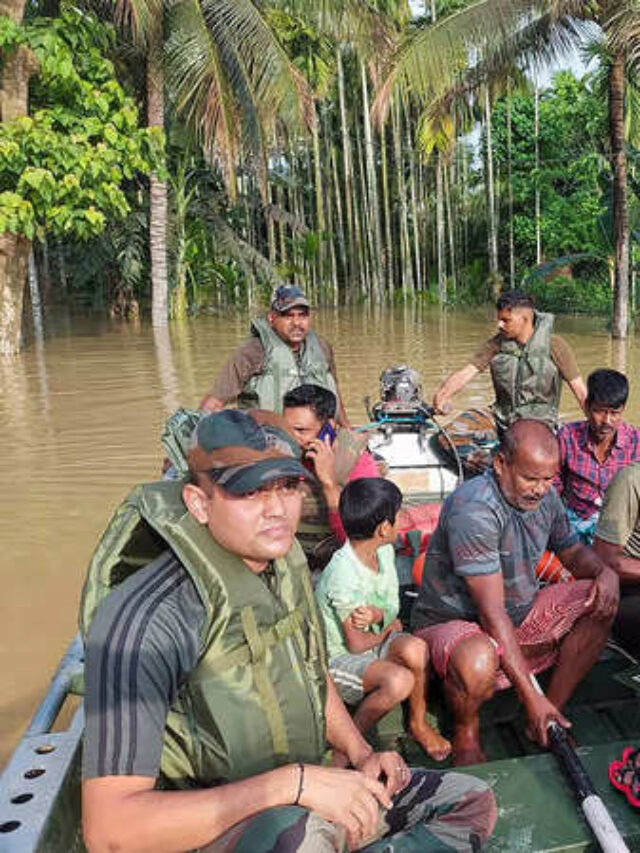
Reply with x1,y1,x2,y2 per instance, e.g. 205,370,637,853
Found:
108,0,315,324
373,0,640,337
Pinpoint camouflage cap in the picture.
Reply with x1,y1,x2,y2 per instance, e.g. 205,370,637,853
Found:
270,285,310,314
187,409,313,494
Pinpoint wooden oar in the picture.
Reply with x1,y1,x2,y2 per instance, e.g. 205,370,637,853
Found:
530,674,629,853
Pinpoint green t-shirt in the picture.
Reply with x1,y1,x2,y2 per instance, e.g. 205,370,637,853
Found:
314,541,399,660
596,462,640,559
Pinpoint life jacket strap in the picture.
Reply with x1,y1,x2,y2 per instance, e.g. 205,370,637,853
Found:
241,606,289,756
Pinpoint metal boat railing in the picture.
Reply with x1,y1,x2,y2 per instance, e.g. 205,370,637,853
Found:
0,635,85,853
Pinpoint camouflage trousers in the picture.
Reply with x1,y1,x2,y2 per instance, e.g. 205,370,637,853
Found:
200,768,497,853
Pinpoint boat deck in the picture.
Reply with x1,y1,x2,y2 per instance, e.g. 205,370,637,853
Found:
373,649,640,851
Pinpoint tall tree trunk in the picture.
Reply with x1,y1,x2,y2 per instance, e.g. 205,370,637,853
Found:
0,0,37,354
462,145,469,270
507,88,515,288
405,103,422,293
392,98,413,300
354,116,369,299
28,246,44,344
330,141,347,294
436,159,446,301
380,122,394,299
0,235,30,355
610,53,629,339
431,0,446,301
484,87,498,278
337,48,357,297
148,22,169,328
444,162,457,296
534,84,542,266
311,113,326,295
361,61,383,302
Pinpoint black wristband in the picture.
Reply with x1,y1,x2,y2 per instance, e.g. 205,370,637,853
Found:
293,762,305,805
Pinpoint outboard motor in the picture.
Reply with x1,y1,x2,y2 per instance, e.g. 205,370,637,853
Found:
370,365,433,432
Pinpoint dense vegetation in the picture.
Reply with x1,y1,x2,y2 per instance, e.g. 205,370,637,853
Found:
2,0,640,352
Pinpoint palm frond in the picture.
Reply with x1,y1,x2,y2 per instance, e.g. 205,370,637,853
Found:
267,0,396,58
263,202,309,235
166,0,313,196
605,0,640,67
113,0,162,49
372,0,538,125
371,0,597,127
209,202,284,290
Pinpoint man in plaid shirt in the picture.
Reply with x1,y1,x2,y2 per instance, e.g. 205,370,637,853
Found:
555,369,640,544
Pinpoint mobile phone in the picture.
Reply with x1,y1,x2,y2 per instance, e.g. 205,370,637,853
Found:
318,422,336,443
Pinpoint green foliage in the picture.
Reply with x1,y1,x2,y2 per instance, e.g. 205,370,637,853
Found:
266,8,335,97
0,6,162,242
492,72,610,276
524,275,612,315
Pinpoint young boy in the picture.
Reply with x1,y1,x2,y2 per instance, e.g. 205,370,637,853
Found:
315,478,451,762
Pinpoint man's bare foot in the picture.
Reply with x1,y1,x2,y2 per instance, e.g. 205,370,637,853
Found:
452,729,486,766
410,721,452,762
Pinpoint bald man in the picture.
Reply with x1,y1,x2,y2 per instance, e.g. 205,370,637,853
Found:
411,420,618,765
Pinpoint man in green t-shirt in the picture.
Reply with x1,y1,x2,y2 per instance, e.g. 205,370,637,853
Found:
594,462,640,657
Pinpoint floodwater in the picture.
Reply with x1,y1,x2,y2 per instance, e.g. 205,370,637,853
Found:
1,304,638,766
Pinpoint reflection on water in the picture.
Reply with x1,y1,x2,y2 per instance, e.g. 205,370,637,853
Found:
0,305,636,765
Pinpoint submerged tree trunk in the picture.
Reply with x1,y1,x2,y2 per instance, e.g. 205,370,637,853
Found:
148,21,169,328
0,235,30,355
0,0,37,354
610,53,629,339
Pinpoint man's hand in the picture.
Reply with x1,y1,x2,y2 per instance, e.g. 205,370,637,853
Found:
356,750,411,797
350,605,384,630
300,764,392,850
199,394,225,413
524,693,571,748
305,436,337,487
432,394,452,415
585,565,619,620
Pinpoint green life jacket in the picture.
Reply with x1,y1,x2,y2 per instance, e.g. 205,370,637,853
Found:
238,317,337,413
79,480,328,789
160,407,204,478
296,428,369,557
489,311,561,432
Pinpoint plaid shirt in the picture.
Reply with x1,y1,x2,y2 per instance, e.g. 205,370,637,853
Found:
555,420,640,519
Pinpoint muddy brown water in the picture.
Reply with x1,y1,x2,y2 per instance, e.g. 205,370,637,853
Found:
1,305,638,766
